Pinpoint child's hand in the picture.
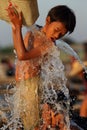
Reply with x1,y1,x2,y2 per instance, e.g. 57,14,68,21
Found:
6,2,23,30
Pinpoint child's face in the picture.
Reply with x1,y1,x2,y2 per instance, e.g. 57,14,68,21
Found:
44,18,67,42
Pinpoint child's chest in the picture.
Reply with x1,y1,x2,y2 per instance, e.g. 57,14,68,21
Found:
33,37,43,48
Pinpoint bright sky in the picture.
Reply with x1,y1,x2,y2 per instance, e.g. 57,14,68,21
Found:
0,0,87,47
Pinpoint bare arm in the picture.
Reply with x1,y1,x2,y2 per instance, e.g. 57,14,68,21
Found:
13,27,47,60
7,4,52,60
7,4,43,60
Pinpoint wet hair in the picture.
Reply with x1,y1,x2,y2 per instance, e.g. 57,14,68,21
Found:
47,5,76,34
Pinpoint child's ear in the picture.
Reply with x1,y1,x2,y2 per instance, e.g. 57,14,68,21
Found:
46,16,51,24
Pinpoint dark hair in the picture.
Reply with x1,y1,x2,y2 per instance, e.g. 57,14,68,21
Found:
47,5,76,34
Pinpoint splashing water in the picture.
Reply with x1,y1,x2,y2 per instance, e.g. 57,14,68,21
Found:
56,40,87,74
39,43,70,129
0,27,86,130
0,84,24,130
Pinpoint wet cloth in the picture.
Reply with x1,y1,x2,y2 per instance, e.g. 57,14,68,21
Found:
13,76,40,130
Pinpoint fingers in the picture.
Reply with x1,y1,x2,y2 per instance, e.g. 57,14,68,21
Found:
8,1,12,7
19,11,22,20
8,1,18,8
7,7,15,16
6,2,19,17
5,1,23,28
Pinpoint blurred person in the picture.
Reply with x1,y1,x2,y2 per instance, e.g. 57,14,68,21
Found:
69,43,87,93
68,46,87,129
83,42,87,61
1,57,15,76
82,42,87,93
69,57,83,81
80,95,87,117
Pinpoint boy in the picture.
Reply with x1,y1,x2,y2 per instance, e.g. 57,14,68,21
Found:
7,4,76,130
